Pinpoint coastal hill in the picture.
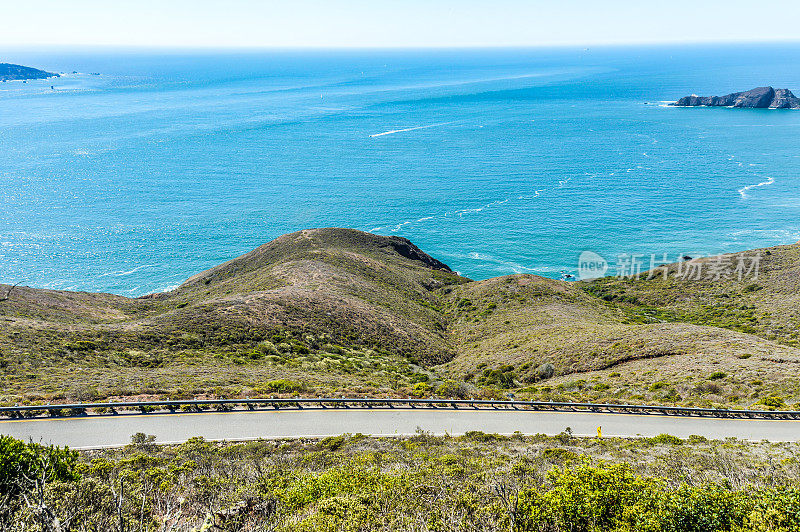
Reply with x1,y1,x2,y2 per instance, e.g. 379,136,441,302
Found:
0,63,58,81
672,86,800,109
2,228,799,409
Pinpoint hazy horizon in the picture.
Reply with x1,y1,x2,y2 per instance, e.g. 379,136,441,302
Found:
3,0,800,49
4,40,800,53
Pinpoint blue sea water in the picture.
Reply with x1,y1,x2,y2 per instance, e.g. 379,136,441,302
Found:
2,44,800,295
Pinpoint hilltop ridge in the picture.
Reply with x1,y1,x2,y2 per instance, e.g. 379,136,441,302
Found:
2,228,800,409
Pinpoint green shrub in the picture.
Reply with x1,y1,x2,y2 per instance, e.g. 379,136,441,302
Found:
534,362,556,381
291,342,310,354
542,448,580,463
319,436,345,451
709,371,727,380
648,433,683,445
517,463,656,531
260,379,305,394
742,487,800,531
0,436,79,501
742,283,763,293
463,431,508,443
477,365,516,388
254,340,279,356
457,298,472,308
516,463,755,532
129,432,158,452
662,483,745,532
65,340,97,351
436,379,469,398
757,396,786,410
410,382,431,397
322,343,344,355
277,342,292,353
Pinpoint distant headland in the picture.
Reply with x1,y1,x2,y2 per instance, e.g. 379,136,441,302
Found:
0,63,59,82
671,86,800,109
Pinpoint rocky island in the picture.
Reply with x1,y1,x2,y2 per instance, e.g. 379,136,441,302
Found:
671,86,800,109
0,62,59,81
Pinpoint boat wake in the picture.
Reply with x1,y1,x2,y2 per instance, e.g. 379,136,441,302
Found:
369,121,455,137
738,176,775,198
730,155,775,198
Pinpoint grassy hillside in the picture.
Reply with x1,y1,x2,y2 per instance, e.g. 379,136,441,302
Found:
441,242,800,408
0,229,466,403
2,229,800,409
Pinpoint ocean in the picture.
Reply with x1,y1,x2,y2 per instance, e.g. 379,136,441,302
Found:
2,44,800,295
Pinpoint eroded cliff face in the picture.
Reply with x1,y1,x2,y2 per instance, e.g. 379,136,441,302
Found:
672,86,800,109
770,88,800,109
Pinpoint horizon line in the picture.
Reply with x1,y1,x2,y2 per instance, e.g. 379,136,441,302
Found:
3,38,800,53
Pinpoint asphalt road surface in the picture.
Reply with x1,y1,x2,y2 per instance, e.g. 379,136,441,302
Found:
3,408,799,448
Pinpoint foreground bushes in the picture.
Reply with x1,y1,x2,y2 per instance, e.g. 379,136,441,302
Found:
517,463,800,531
0,436,80,528
2,434,800,531
0,436,79,494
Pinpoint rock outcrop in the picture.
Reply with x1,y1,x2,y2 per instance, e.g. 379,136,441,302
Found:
0,63,58,81
770,88,800,109
671,86,800,109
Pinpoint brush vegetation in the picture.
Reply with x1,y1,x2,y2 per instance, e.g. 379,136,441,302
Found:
3,432,800,531
2,228,800,409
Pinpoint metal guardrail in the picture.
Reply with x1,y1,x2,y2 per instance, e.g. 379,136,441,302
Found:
2,398,800,420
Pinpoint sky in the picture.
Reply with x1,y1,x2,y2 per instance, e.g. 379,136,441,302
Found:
3,0,800,49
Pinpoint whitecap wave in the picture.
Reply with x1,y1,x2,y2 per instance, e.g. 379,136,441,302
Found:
462,251,554,274
367,215,434,235
452,207,484,217
517,190,543,199
154,283,181,294
729,228,800,240
99,264,155,277
390,221,412,232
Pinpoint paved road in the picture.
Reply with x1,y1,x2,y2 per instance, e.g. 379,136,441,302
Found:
2,408,800,448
